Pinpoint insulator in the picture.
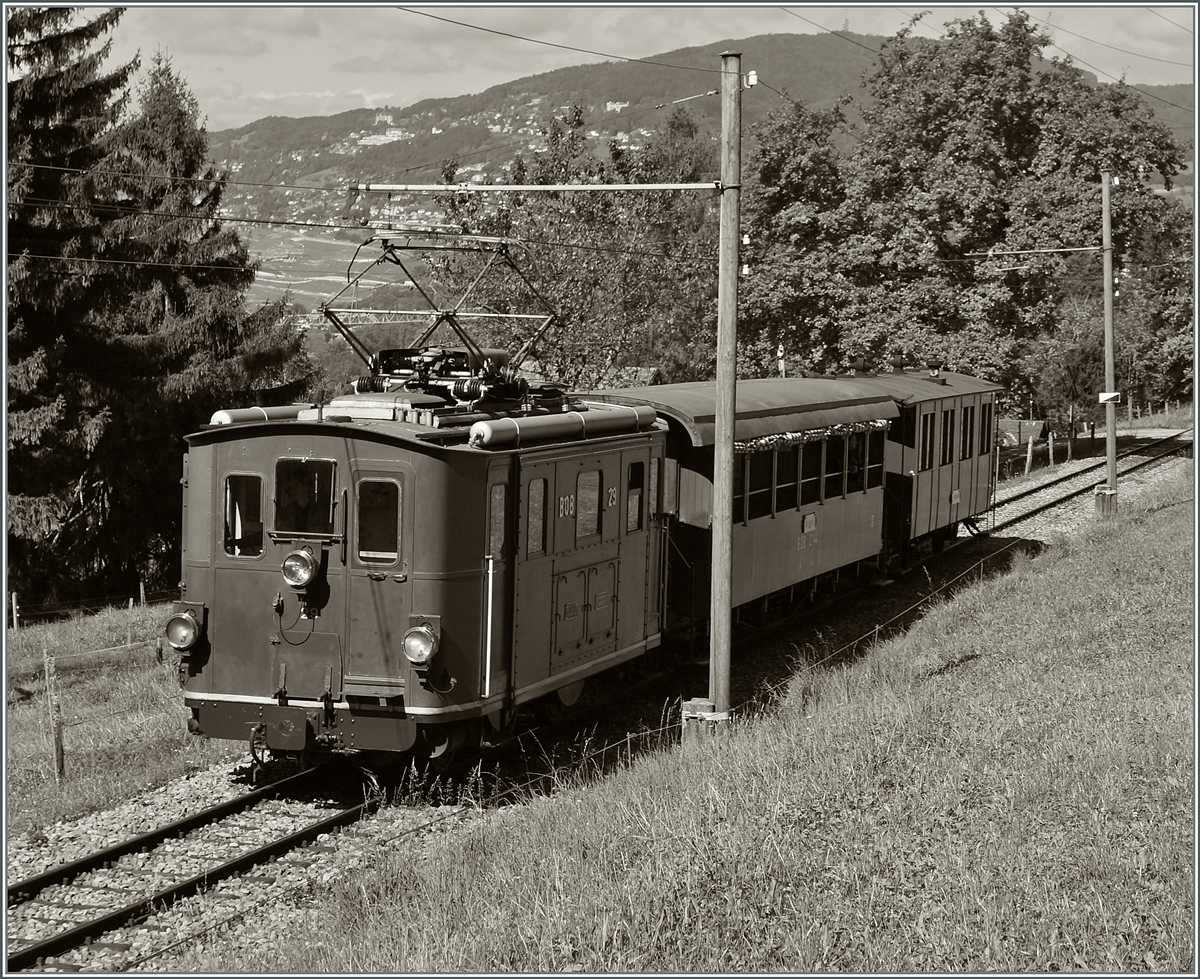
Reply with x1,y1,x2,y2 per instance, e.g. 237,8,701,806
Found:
453,377,485,401
353,375,389,394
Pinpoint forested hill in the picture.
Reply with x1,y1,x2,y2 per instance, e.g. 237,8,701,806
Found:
208,32,882,190
209,30,1192,197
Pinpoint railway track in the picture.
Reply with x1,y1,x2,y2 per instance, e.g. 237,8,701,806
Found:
5,766,377,972
990,430,1191,533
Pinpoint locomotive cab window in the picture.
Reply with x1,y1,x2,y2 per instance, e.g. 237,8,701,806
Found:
626,461,644,532
224,474,263,557
527,478,547,557
576,470,601,542
357,480,400,564
489,484,507,557
275,459,336,536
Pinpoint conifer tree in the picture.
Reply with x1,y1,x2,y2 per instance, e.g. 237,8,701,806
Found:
7,13,312,600
7,6,138,599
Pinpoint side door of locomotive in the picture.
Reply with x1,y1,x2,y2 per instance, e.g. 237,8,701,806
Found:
512,457,556,691
344,464,413,701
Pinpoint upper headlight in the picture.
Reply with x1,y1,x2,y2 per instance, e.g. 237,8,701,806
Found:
282,549,318,588
166,610,202,651
403,624,438,666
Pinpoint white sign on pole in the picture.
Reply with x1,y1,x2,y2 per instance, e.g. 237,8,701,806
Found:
1098,391,1121,404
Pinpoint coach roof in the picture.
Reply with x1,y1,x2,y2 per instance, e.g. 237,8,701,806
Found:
587,377,899,447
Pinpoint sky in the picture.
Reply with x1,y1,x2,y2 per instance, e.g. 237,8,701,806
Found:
92,4,1197,133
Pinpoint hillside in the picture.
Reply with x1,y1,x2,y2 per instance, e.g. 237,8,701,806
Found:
213,30,1192,308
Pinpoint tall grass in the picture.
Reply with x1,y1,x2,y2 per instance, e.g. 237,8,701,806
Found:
6,603,241,838
175,468,1194,973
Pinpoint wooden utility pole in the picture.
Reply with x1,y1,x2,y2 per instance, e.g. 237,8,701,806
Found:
708,51,742,719
1097,170,1118,516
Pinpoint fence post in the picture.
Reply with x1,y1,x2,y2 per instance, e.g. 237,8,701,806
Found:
11,592,18,630
1048,431,1055,467
127,597,134,646
1025,435,1035,476
44,648,65,784
139,580,146,606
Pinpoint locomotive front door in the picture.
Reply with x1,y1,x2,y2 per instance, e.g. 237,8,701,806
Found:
345,468,411,700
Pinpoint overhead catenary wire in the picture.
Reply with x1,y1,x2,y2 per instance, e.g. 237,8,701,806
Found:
396,6,737,77
1146,6,1193,32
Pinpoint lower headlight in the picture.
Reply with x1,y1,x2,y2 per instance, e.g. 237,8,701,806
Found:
403,624,438,666
166,610,202,651
282,549,318,588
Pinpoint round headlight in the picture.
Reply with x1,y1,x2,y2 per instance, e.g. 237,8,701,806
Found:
166,610,202,651
403,625,438,666
281,549,318,588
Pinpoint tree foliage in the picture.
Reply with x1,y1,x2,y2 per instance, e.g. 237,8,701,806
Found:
741,10,1191,412
7,13,312,602
422,106,720,388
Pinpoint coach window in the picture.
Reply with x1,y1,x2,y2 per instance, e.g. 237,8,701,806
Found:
748,451,773,520
846,434,865,494
980,401,994,454
960,404,976,459
488,484,508,557
824,435,846,500
357,480,400,565
224,474,263,557
940,409,956,466
275,459,336,535
799,441,822,505
867,429,885,489
919,412,936,471
775,447,798,512
576,470,601,542
890,405,917,447
527,478,547,557
626,462,644,532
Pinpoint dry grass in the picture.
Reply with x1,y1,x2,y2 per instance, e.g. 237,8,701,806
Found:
5,604,242,838
174,467,1194,973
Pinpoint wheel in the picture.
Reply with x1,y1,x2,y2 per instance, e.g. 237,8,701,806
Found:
424,717,483,773
533,680,585,723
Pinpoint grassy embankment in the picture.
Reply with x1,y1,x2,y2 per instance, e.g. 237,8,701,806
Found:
5,606,241,838
180,466,1194,974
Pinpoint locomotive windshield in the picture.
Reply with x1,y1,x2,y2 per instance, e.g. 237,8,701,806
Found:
274,459,337,536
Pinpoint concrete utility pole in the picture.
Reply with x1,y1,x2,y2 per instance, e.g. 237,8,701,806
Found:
1097,170,1118,516
708,51,741,718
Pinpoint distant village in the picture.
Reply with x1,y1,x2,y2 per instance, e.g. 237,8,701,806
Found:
218,95,658,230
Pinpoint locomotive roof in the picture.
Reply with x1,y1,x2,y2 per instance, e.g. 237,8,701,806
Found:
839,370,1005,404
587,377,899,447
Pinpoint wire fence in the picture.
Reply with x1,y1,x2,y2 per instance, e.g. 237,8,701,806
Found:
9,589,180,627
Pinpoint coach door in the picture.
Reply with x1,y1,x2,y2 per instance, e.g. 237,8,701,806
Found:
345,468,410,701
513,458,556,690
